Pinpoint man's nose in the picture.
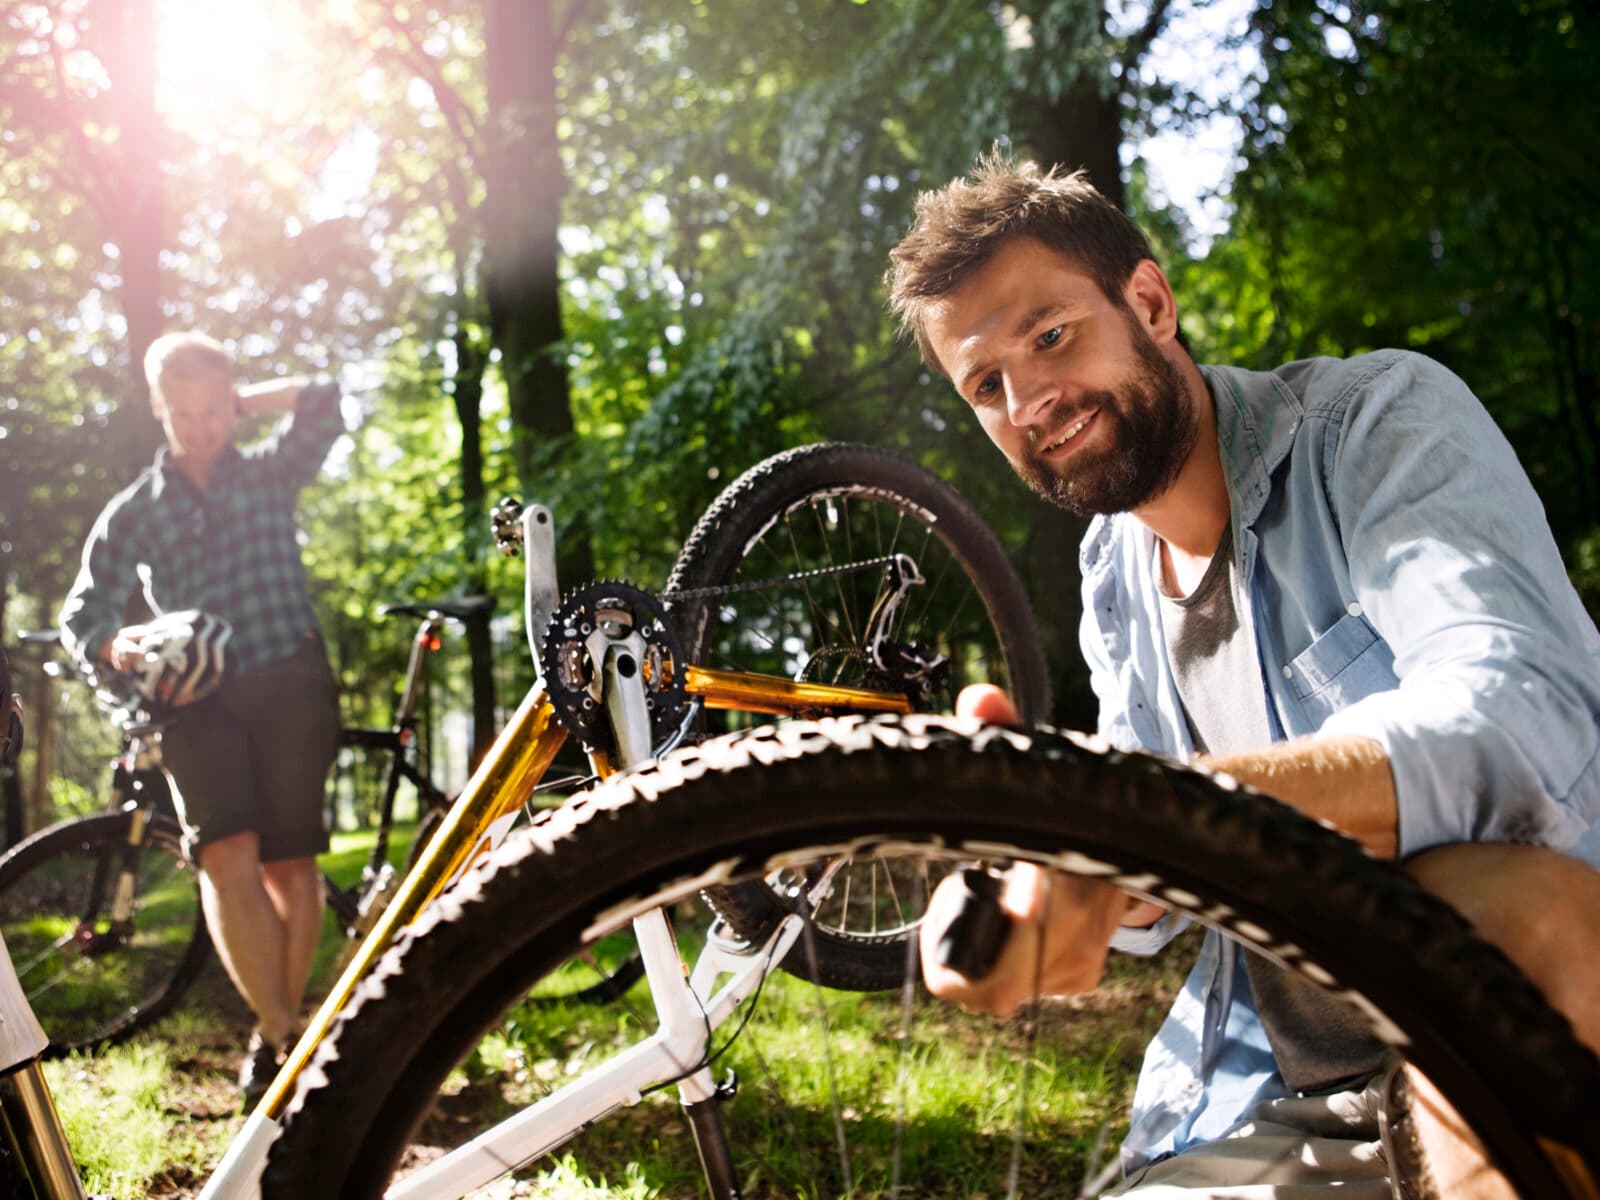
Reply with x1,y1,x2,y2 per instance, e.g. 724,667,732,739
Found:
1005,369,1059,427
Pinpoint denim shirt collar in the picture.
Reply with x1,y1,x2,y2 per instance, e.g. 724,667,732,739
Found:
1079,362,1304,582
1201,363,1305,532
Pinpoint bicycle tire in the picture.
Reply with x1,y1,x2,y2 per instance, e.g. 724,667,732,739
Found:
263,716,1600,1200
0,809,211,1056
666,442,1050,991
415,799,645,1008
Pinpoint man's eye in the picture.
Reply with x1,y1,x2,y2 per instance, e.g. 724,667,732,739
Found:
975,373,999,398
1039,326,1063,347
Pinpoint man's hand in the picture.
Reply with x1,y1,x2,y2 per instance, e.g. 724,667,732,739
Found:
101,625,149,674
919,683,1142,1017
955,681,1018,725
921,860,1129,1017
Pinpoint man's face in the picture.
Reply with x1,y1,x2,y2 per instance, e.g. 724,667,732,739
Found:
155,371,238,471
923,238,1197,517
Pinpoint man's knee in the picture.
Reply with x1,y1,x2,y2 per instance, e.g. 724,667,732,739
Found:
1404,841,1600,1053
261,855,321,894
198,831,264,885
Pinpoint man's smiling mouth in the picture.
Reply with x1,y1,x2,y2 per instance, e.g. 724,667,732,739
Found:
1043,409,1097,453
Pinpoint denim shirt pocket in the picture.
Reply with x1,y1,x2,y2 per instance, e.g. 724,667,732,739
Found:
1283,610,1396,720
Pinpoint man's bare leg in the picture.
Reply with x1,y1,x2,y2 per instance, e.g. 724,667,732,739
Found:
197,831,297,1047
261,855,324,1029
1400,842,1600,1198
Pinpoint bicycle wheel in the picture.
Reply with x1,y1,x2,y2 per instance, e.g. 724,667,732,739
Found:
0,808,211,1055
401,800,645,1006
263,716,1600,1200
666,442,1050,991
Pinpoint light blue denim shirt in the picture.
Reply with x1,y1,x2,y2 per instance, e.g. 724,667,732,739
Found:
1078,350,1600,1171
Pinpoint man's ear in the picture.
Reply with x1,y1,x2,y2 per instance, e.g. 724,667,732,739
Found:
1122,259,1180,347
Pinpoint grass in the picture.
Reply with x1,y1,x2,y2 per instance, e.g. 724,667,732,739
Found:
43,1042,181,1196
33,822,427,1198
398,914,1200,1198
27,824,1200,1198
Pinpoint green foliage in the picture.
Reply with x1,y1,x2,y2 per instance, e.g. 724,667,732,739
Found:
553,0,1023,574
1199,0,1600,574
11,0,1598,807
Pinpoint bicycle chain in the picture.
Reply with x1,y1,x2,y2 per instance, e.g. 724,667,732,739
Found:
658,554,902,603
539,556,931,752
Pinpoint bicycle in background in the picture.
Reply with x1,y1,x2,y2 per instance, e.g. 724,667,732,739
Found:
0,642,87,1199
0,599,488,1057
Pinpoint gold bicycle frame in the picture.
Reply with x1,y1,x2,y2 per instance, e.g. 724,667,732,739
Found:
257,666,910,1121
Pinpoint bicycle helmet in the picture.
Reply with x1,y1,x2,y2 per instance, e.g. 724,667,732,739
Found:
125,610,233,708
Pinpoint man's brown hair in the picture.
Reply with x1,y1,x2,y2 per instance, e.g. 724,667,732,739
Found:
885,152,1160,372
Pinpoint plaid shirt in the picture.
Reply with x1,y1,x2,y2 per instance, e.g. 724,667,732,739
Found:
61,383,343,677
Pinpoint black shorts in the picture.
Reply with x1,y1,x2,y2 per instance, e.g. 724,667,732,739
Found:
160,636,339,862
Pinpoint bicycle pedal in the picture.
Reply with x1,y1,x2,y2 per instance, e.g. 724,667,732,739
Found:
714,1068,738,1102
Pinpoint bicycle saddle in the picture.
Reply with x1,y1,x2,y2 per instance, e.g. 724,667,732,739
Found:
379,596,495,623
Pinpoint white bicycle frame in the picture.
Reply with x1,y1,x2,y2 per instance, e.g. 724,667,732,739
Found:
389,898,808,1197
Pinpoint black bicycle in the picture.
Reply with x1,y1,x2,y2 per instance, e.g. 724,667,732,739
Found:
0,600,482,1056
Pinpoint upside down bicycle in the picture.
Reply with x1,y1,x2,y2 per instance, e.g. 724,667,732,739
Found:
2,442,1595,1199
246,445,1596,1199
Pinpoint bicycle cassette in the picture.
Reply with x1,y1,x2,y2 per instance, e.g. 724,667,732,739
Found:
540,581,688,753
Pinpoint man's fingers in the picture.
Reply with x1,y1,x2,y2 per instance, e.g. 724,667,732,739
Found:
922,864,1127,1017
957,683,1019,725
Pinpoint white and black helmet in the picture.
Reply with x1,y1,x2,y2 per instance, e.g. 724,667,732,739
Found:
126,610,233,709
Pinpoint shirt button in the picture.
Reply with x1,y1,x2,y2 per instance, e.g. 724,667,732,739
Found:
1347,602,1363,617
1282,665,1293,678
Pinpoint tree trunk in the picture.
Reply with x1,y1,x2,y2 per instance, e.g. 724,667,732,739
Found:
104,0,165,473
1023,74,1125,208
483,0,592,586
451,320,497,761
0,575,22,847
27,659,56,832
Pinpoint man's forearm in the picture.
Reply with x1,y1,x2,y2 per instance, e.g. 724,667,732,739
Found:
237,377,311,415
1201,734,1399,859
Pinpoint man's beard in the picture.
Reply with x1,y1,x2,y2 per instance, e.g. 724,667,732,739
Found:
1014,321,1198,518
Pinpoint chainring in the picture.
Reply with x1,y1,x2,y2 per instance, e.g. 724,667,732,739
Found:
540,581,688,753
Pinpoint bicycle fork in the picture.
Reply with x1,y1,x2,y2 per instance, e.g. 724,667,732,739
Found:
383,901,804,1198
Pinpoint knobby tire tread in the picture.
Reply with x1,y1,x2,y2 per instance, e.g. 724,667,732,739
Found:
262,716,1600,1200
